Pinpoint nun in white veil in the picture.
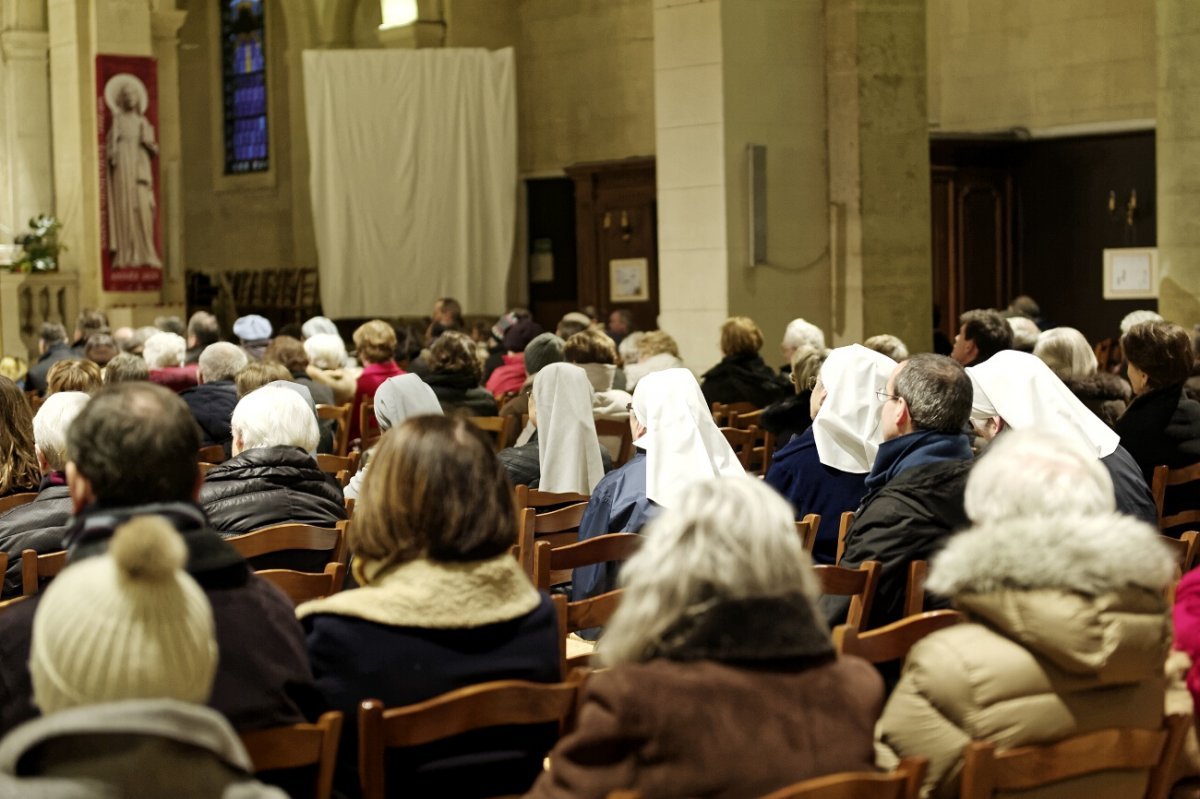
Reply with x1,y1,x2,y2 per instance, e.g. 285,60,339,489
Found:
573,368,744,603
764,345,896,563
497,363,612,491
967,350,1157,524
344,375,443,500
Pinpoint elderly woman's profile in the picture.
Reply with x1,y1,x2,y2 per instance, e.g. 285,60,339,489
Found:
105,75,161,269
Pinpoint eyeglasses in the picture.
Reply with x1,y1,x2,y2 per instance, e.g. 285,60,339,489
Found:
875,390,901,404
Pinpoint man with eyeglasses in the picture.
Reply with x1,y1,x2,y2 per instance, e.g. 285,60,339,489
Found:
819,353,975,633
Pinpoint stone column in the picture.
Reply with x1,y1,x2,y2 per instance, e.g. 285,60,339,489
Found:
825,0,930,350
0,28,54,242
152,9,188,305
1156,0,1200,325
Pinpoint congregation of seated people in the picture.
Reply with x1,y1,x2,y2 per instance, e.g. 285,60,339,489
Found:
1,298,1200,798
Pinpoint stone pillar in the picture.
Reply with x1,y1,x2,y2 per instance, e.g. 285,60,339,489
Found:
825,0,930,350
152,9,188,305
1156,0,1200,325
0,28,53,242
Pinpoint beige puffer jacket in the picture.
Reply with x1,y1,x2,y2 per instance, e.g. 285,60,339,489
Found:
876,513,1177,799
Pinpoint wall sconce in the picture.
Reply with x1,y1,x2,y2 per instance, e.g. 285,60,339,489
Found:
1108,189,1138,226
379,0,418,30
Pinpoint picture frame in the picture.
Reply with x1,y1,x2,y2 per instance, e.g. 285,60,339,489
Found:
1103,247,1158,300
609,257,649,303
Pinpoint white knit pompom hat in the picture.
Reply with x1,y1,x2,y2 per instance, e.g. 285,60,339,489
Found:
30,515,218,715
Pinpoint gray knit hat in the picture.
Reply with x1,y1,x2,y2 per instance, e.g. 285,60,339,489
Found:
523,333,565,376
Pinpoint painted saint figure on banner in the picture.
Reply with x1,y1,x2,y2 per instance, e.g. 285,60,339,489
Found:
104,74,162,269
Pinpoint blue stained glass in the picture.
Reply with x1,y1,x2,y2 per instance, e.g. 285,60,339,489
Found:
221,0,268,174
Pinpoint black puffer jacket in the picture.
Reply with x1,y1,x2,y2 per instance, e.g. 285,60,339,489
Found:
199,446,346,536
0,482,73,598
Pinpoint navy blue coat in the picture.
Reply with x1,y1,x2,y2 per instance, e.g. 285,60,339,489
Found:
180,379,239,450
571,452,657,603
764,428,868,564
303,594,560,798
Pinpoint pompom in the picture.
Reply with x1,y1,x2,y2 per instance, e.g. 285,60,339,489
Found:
109,515,187,582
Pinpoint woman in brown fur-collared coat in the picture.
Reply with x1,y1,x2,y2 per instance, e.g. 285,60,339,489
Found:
876,511,1176,799
526,477,883,799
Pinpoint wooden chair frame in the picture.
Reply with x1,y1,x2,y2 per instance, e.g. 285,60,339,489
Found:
719,426,757,470
814,561,881,629
798,513,821,553
316,403,352,457
551,591,622,673
256,562,347,605
468,415,516,453
958,714,1190,799
514,486,591,511
1152,462,1200,532
517,504,589,578
357,674,585,799
833,610,963,665
359,399,381,452
316,452,360,480
20,548,67,596
712,401,757,427
758,756,928,799
533,533,642,593
903,560,929,618
835,512,855,564
197,444,226,464
225,522,348,569
0,493,38,514
594,418,634,467
240,710,344,799
1161,531,1200,575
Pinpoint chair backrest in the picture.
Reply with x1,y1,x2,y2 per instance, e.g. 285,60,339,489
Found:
359,399,381,451
257,562,347,605
1161,531,1200,576
836,511,854,564
833,610,963,665
712,401,758,426
551,590,623,672
728,408,764,430
468,415,515,453
517,503,589,577
0,492,38,514
513,485,591,511
594,417,634,467
814,561,881,629
316,452,360,480
757,757,928,799
240,710,344,799
198,444,226,464
344,497,355,520
903,560,929,618
957,714,1190,799
1152,462,1200,532
225,522,348,569
316,403,352,456
796,519,817,553
719,426,756,470
534,533,642,592
21,548,67,596
357,675,585,799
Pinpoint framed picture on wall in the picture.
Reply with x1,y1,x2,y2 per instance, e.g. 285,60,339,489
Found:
610,257,649,303
1103,247,1158,300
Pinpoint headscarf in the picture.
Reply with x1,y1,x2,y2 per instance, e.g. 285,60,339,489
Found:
811,344,897,473
302,316,339,339
631,368,744,507
374,374,442,431
968,349,1120,457
532,364,606,494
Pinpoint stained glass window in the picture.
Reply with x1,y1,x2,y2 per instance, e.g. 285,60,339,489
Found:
221,0,268,174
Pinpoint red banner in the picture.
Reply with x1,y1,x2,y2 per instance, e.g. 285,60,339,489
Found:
96,54,162,293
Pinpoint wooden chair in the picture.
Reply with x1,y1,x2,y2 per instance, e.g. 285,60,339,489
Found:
316,452,359,479
728,409,775,475
225,522,348,570
468,415,515,453
712,401,757,427
534,534,642,592
1153,463,1200,533
514,486,591,511
758,757,928,799
517,503,589,579
903,560,929,617
551,590,622,672
957,714,1190,799
594,417,634,467
198,444,226,464
1162,531,1200,575
0,493,38,514
0,594,30,614
344,497,355,520
835,511,854,564
358,399,381,451
720,426,757,470
357,674,585,799
257,562,347,605
21,549,67,596
316,403,352,456
833,610,963,665
240,710,344,799
814,561,881,629
796,519,816,553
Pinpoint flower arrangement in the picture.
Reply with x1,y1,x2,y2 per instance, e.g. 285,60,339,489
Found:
12,215,65,273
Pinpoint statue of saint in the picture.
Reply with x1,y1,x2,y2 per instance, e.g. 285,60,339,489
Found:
105,76,162,269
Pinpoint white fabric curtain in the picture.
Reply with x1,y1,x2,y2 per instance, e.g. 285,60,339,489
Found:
303,48,516,317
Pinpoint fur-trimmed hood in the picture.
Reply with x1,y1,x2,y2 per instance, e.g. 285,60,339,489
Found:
1066,372,1132,403
645,594,834,664
927,512,1174,597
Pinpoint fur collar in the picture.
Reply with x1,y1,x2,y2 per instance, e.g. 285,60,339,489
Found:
927,512,1175,597
296,553,541,628
647,594,833,663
